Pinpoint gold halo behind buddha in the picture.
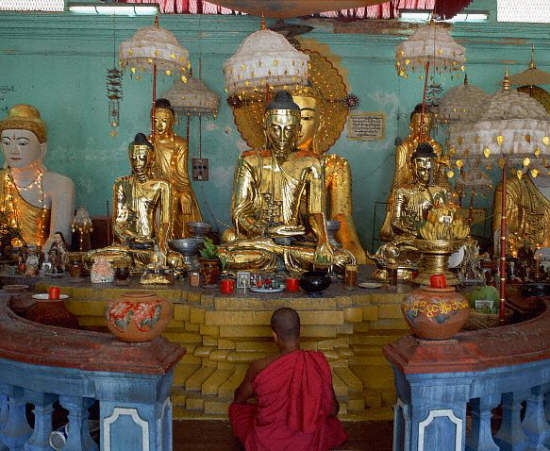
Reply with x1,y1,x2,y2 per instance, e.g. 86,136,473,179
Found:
230,48,349,155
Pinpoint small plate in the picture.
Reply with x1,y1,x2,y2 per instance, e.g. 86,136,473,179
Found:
32,293,70,301
249,286,285,294
358,282,383,289
3,284,29,293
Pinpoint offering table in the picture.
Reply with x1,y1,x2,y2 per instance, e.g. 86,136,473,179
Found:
32,271,413,421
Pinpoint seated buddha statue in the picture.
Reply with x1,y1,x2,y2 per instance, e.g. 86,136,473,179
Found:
370,143,451,279
380,104,447,242
218,91,354,274
291,87,367,264
0,104,75,250
150,98,202,238
493,172,550,256
87,133,181,270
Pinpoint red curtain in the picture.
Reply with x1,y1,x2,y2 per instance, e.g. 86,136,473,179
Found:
120,0,471,18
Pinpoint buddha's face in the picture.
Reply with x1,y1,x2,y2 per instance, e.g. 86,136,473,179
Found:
292,95,320,151
1,129,44,169
154,108,174,136
413,156,434,185
129,145,153,175
410,112,434,138
264,111,301,160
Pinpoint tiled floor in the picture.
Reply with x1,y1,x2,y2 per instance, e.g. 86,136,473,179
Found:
173,420,393,450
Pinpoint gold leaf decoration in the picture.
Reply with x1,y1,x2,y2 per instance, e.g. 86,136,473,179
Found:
535,147,542,158
447,170,455,179
544,136,550,146
456,159,464,169
531,168,539,178
483,147,491,158
496,135,504,146
523,157,531,167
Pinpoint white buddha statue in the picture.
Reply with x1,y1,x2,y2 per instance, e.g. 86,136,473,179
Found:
0,104,75,250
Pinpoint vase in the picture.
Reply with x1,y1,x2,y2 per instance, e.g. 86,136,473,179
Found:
414,239,463,286
106,291,173,342
401,285,470,340
200,258,219,286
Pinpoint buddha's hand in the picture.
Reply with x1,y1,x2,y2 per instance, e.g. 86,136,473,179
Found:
268,224,305,237
314,242,334,266
180,192,193,215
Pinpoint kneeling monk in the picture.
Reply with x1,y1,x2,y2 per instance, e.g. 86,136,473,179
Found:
229,307,347,451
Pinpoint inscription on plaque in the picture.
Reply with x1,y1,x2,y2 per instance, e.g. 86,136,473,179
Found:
347,112,385,141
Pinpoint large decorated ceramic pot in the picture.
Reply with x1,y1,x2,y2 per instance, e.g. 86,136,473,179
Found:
401,285,469,340
106,291,173,342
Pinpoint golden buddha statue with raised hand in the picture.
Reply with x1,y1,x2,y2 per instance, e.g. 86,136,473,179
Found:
292,87,367,264
150,98,202,238
219,91,354,273
87,133,181,269
380,104,446,242
0,104,75,250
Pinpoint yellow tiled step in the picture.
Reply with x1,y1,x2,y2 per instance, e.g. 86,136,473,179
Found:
349,330,406,346
185,367,217,392
173,364,200,386
333,367,363,394
368,319,408,330
351,365,395,390
349,355,389,367
364,389,383,408
227,351,266,363
162,332,202,344
235,341,277,353
332,371,348,399
202,368,235,396
204,400,231,415
218,365,247,400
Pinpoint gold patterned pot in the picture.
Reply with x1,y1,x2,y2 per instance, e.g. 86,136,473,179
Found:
106,291,173,342
414,239,463,286
401,285,470,340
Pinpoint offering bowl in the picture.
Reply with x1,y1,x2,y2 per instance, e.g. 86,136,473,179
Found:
299,271,331,294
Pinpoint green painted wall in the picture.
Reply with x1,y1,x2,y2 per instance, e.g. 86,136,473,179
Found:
1,2,550,251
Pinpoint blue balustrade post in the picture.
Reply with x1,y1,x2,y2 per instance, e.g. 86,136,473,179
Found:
495,391,530,451
522,385,550,451
99,370,174,451
466,395,500,451
1,385,32,451
0,390,9,451
58,395,98,451
23,390,57,451
392,370,470,451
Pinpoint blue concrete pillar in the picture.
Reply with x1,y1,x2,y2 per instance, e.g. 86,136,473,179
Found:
466,395,500,451
100,396,172,451
495,391,529,451
23,391,56,451
1,386,32,451
522,386,550,451
58,395,97,451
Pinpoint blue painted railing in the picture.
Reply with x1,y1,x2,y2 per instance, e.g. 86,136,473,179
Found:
384,300,550,451
0,297,184,450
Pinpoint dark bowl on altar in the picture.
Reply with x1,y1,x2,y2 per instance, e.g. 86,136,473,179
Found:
299,271,331,293
521,283,550,298
169,238,200,256
187,222,211,237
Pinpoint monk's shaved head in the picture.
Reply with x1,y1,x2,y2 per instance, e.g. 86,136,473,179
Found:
271,308,300,341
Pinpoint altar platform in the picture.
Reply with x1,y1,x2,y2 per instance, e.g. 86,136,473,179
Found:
27,273,413,421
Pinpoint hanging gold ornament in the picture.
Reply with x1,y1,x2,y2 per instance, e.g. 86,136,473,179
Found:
456,159,464,169
531,168,539,178
543,136,550,146
535,147,542,158
496,135,504,146
483,147,491,158
447,170,455,178
517,169,523,180
523,157,531,167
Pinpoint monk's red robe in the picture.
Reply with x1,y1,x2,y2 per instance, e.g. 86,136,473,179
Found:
229,350,347,451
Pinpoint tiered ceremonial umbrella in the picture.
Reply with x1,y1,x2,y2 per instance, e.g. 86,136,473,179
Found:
438,75,489,124
449,71,550,320
119,17,191,137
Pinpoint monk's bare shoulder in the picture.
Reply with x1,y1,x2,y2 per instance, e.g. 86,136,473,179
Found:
249,354,279,381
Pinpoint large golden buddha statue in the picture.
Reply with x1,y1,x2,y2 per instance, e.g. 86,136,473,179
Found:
0,104,74,250
370,143,451,279
292,88,367,264
380,105,446,242
87,133,180,269
493,172,550,256
150,99,202,238
219,91,354,273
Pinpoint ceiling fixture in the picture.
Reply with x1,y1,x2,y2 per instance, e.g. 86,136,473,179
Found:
69,2,158,15
0,0,64,11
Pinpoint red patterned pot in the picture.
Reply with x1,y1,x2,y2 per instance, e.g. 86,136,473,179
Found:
401,286,470,340
106,291,173,342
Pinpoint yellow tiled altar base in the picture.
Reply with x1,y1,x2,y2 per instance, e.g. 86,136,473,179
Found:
35,280,410,421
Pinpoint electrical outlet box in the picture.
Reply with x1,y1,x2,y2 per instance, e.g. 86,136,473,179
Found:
192,158,209,181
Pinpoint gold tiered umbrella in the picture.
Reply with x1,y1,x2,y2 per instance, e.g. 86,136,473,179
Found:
510,46,550,87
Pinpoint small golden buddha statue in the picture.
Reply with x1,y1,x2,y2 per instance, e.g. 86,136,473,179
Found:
493,172,550,256
0,104,75,250
150,98,202,238
292,88,367,264
370,143,451,280
219,91,354,273
87,133,181,270
380,104,446,242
